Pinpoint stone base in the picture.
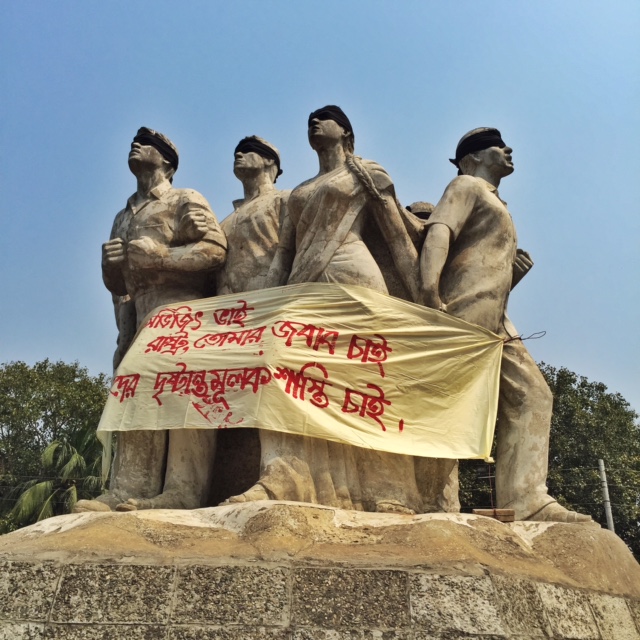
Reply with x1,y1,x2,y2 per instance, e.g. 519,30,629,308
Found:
1,501,640,639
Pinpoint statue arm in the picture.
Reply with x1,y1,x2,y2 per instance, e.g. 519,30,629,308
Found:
265,210,295,287
102,215,128,296
373,191,421,302
363,160,422,301
420,223,451,310
128,192,228,273
511,248,533,290
419,176,478,309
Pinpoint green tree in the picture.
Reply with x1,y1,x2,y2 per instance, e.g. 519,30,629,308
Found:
0,360,109,531
460,363,640,558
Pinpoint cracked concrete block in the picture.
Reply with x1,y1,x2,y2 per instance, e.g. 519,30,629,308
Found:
535,583,599,639
587,593,639,640
0,622,45,640
51,565,174,624
43,625,166,639
172,566,288,626
169,627,291,640
409,574,506,635
293,631,410,639
0,562,60,621
413,634,505,640
627,600,640,636
292,569,408,629
491,575,551,637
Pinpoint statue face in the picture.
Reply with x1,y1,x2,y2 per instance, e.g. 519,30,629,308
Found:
308,117,346,149
128,141,168,176
476,144,514,177
233,151,269,179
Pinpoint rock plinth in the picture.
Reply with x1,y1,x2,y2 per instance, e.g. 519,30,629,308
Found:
1,501,639,639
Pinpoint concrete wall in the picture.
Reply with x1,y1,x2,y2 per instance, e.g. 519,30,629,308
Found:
2,560,640,639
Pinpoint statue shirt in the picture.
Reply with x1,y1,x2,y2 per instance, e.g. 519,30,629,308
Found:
426,175,517,334
108,181,226,301
217,188,288,295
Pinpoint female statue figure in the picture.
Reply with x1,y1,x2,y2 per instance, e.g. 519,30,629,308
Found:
228,106,425,513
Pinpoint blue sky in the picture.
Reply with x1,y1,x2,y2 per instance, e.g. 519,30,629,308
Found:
1,1,639,411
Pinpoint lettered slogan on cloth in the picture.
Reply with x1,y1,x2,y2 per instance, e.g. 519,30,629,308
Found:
98,282,503,462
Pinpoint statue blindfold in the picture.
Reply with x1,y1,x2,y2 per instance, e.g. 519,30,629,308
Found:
235,137,283,180
308,105,354,136
132,128,179,171
450,128,505,175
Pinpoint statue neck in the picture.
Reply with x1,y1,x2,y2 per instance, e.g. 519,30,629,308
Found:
471,166,502,189
316,143,347,175
242,172,275,202
136,169,170,199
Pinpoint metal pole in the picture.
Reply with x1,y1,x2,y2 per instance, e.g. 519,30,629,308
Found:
598,459,615,533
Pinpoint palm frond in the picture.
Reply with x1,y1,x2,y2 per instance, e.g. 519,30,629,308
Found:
81,475,103,495
10,481,54,522
60,451,86,480
37,489,60,521
62,484,78,511
41,441,61,468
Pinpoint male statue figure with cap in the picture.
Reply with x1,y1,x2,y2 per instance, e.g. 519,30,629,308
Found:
216,136,289,296
420,127,590,523
77,127,227,513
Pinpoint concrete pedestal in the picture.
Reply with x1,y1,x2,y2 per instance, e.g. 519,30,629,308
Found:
1,502,639,639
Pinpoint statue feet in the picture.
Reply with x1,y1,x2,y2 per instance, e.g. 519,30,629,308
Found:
375,500,416,516
73,499,112,513
115,491,198,511
73,493,120,513
525,501,592,523
223,483,270,504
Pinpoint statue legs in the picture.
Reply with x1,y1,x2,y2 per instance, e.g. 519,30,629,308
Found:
227,429,420,513
119,429,217,510
74,430,167,512
415,457,460,513
357,450,423,514
495,339,589,522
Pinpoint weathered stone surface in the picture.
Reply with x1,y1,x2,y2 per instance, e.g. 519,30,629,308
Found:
292,569,408,629
536,583,599,639
0,562,59,621
2,505,639,638
587,593,639,639
51,565,173,624
628,599,640,634
43,625,166,639
172,566,288,625
1,504,638,599
294,632,410,639
169,627,291,640
409,574,506,635
413,635,504,640
491,574,551,636
0,623,45,640
513,521,640,597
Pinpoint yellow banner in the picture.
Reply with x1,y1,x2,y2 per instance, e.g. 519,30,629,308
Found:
98,283,502,460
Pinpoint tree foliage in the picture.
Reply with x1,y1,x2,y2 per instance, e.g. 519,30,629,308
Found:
460,362,640,558
0,360,109,532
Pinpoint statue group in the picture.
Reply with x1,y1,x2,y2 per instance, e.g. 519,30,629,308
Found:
78,106,589,524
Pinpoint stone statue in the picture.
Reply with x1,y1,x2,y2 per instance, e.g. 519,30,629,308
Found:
227,105,427,514
77,127,227,513
406,201,435,221
208,136,289,503
216,136,288,295
420,127,590,522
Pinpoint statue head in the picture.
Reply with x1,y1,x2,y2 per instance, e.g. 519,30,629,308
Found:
450,127,513,179
233,136,283,183
308,105,355,155
406,201,435,221
129,127,179,182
